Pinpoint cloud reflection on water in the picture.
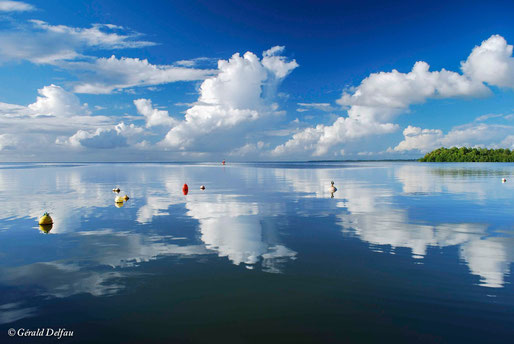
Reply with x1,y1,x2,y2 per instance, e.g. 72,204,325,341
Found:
0,162,512,325
0,164,297,324
277,163,514,288
135,167,297,271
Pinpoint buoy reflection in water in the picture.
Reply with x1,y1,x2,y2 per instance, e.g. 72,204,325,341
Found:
39,224,53,234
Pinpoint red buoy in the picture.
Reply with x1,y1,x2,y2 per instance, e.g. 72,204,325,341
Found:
182,183,188,195
222,160,226,165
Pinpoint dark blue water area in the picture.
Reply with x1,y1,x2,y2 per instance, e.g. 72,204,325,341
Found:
0,162,513,343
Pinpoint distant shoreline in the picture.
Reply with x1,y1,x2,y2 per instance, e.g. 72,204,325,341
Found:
306,159,417,163
0,159,419,164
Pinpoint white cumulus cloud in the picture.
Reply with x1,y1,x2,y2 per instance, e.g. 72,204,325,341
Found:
461,34,514,88
63,122,144,149
28,84,90,117
273,118,398,157
0,85,90,118
66,128,127,149
0,85,119,157
158,47,298,152
393,126,444,152
133,98,178,128
272,34,513,157
393,123,514,152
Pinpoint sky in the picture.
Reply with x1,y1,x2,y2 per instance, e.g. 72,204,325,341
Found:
0,0,513,161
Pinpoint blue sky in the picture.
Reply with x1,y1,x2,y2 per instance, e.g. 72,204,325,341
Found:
0,0,513,161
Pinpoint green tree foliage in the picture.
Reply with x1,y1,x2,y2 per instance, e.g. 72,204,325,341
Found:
419,147,514,162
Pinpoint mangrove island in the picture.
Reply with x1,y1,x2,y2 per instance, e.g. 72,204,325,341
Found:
419,147,514,162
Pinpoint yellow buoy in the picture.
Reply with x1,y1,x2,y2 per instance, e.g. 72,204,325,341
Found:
38,212,53,225
114,201,124,208
115,196,124,203
39,224,53,234
123,195,130,201
113,188,120,193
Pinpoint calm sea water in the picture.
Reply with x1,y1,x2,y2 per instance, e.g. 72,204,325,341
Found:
0,162,513,343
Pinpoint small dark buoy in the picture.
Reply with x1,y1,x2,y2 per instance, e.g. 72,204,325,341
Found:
123,195,130,201
200,185,205,190
112,187,120,193
502,178,507,183
182,183,189,195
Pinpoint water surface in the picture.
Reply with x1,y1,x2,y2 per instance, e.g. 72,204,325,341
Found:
0,162,513,343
